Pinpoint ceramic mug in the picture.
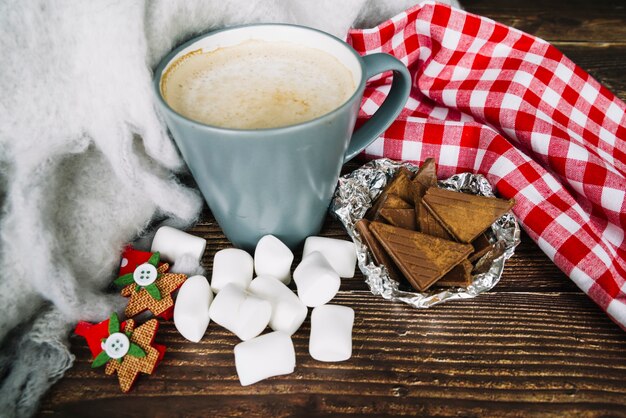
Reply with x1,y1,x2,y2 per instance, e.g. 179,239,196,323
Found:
154,24,411,251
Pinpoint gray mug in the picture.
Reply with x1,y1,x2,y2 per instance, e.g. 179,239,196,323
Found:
154,24,411,251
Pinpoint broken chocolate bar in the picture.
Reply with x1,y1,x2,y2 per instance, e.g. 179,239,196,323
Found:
472,240,507,275
437,259,473,287
380,208,417,230
369,222,472,291
369,194,413,222
422,188,515,243
469,233,494,263
356,159,515,293
354,219,403,281
382,194,413,209
382,168,415,203
416,201,454,240
365,168,414,221
412,158,438,189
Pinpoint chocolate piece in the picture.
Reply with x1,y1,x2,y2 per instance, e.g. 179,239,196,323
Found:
409,180,427,204
364,197,383,222
469,233,494,263
380,208,417,230
423,188,515,243
416,201,454,240
437,259,473,287
407,158,438,219
354,219,402,281
413,158,438,189
365,168,415,221
472,232,492,252
371,194,413,223
382,194,413,209
402,166,416,180
384,168,415,204
407,163,440,236
369,193,414,222
472,240,506,275
369,222,473,291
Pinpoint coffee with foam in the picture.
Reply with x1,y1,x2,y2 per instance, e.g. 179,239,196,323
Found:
161,40,356,130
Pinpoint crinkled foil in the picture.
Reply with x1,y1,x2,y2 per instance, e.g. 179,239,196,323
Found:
330,158,520,308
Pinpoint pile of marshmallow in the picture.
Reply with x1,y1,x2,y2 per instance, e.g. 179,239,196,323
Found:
172,234,357,386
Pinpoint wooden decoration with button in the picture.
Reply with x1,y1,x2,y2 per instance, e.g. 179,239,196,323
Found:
104,318,161,393
75,313,165,393
114,251,187,319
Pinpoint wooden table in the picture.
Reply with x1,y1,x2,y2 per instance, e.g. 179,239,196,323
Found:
40,1,626,416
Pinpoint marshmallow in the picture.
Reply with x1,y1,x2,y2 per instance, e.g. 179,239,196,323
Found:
248,276,307,335
254,235,294,284
208,283,245,332
174,275,213,342
211,248,254,292
237,294,273,341
302,236,357,278
309,305,354,362
208,283,271,341
151,226,207,264
293,251,340,307
234,331,296,386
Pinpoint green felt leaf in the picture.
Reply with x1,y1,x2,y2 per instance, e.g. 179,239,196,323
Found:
108,313,120,334
148,252,160,267
113,273,134,287
117,357,123,364
91,351,110,368
128,343,146,358
125,330,132,338
136,284,141,293
145,283,162,301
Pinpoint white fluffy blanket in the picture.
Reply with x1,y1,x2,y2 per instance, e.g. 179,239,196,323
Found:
0,0,459,415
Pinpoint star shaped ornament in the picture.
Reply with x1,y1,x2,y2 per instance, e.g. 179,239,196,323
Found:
114,252,187,319
75,313,164,393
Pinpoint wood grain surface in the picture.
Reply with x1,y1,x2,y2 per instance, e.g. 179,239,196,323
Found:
39,1,626,417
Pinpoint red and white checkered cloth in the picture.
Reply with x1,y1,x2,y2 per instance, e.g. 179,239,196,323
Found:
347,1,626,330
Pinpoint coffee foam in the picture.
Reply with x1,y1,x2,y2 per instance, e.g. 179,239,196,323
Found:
162,40,356,129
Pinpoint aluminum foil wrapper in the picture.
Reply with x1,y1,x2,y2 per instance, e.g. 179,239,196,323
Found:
330,158,520,308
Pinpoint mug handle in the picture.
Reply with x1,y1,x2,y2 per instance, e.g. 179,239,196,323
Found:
343,53,412,163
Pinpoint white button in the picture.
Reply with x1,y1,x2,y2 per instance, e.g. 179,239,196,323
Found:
120,257,129,268
133,263,157,286
103,332,130,359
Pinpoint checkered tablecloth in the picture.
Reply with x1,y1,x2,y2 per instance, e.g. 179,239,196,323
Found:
347,1,626,330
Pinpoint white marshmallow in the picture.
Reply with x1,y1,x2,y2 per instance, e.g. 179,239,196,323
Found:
173,275,213,343
208,283,245,331
302,236,356,278
254,235,294,284
211,248,253,292
151,226,207,264
293,251,340,307
208,283,271,341
234,331,296,386
237,294,273,341
309,305,354,362
248,276,307,335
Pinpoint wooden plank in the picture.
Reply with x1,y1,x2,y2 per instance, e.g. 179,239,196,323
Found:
555,45,626,97
465,0,626,43
39,292,626,417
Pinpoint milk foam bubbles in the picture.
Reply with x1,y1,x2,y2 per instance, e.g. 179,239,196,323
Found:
162,40,355,129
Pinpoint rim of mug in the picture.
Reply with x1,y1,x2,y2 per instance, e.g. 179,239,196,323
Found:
153,23,367,135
